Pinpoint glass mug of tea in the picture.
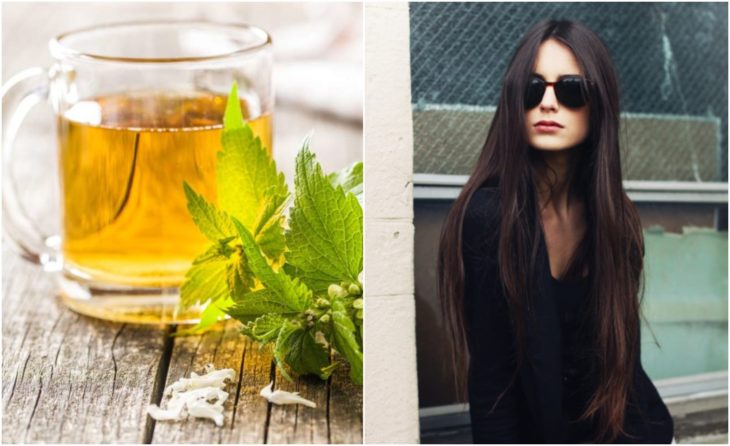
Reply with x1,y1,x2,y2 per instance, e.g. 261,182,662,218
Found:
2,21,273,324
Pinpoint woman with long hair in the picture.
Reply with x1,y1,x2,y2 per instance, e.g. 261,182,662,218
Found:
438,19,674,443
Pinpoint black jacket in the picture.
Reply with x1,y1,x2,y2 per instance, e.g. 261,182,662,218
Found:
462,187,674,444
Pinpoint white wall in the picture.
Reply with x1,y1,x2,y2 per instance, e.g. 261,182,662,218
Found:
363,2,420,443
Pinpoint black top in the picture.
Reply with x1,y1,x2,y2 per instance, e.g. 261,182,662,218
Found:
551,274,598,443
462,186,674,444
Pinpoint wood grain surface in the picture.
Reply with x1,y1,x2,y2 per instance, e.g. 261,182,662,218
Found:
2,251,170,443
267,365,330,444
3,249,363,444
150,321,273,444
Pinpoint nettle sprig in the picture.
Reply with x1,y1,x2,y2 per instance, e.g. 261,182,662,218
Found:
179,83,363,385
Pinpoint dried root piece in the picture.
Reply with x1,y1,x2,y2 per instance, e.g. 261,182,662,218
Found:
259,381,317,408
147,364,235,427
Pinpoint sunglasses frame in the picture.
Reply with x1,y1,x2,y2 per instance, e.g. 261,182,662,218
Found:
525,75,593,110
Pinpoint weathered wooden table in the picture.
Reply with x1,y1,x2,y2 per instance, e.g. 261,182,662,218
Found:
2,248,363,443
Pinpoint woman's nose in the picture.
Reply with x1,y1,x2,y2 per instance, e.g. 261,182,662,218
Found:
539,85,559,112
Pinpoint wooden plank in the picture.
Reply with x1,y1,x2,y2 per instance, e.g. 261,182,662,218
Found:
150,319,272,444
229,337,275,443
329,363,363,444
266,364,330,444
2,251,170,443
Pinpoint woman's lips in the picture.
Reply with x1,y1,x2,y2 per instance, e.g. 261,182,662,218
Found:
534,121,563,133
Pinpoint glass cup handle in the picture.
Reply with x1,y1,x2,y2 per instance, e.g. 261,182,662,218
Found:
2,67,61,271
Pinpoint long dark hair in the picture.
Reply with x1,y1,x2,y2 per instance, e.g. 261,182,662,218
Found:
437,19,645,442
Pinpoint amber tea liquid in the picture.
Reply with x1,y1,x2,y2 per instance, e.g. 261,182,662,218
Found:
57,92,271,322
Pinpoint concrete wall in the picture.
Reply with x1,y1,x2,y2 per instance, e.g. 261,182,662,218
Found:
363,2,420,443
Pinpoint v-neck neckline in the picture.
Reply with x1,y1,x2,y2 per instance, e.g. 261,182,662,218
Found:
536,205,589,283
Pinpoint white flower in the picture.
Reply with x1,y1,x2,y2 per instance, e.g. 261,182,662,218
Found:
259,381,317,408
187,399,225,427
164,367,235,396
147,365,235,427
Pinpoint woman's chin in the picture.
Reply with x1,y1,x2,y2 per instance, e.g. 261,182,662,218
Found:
529,135,588,152
530,142,577,152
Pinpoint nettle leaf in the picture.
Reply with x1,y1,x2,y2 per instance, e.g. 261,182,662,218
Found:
226,246,251,298
282,326,331,380
253,187,289,262
223,81,245,130
228,289,301,321
183,182,235,242
180,259,228,309
327,161,363,205
179,239,253,311
180,83,287,315
241,313,287,344
286,145,363,293
273,321,299,382
179,83,364,385
217,112,288,233
331,297,363,385
231,218,312,314
175,296,233,337
273,321,331,382
179,242,233,308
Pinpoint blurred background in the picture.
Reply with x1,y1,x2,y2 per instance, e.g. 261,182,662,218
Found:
2,2,363,238
408,2,728,443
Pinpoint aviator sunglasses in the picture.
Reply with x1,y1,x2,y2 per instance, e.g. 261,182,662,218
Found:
525,75,591,109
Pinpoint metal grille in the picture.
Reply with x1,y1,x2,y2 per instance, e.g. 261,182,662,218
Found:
410,2,728,181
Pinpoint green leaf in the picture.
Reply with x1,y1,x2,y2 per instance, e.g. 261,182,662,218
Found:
174,297,233,336
179,83,364,385
241,313,287,344
227,289,302,321
359,322,363,348
226,246,251,298
231,218,312,313
327,161,363,204
217,118,288,233
224,82,244,130
272,321,331,382
183,182,236,242
218,82,289,257
321,361,340,378
273,321,299,382
281,326,331,380
179,245,231,309
286,145,363,293
179,241,251,309
253,187,289,262
331,297,363,384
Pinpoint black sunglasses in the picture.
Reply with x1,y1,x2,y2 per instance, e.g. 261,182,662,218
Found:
525,75,591,109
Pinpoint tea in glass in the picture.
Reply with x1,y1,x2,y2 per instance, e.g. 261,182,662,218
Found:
57,92,271,322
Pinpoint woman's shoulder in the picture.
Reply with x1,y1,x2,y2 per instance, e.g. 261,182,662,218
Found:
462,186,501,247
464,186,500,229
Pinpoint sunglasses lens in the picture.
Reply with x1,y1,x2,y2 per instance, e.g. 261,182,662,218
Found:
525,78,545,109
555,77,588,108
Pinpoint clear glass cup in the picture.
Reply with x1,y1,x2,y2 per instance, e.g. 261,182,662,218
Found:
2,21,273,324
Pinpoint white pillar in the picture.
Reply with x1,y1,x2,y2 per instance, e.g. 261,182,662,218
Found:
363,2,420,443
